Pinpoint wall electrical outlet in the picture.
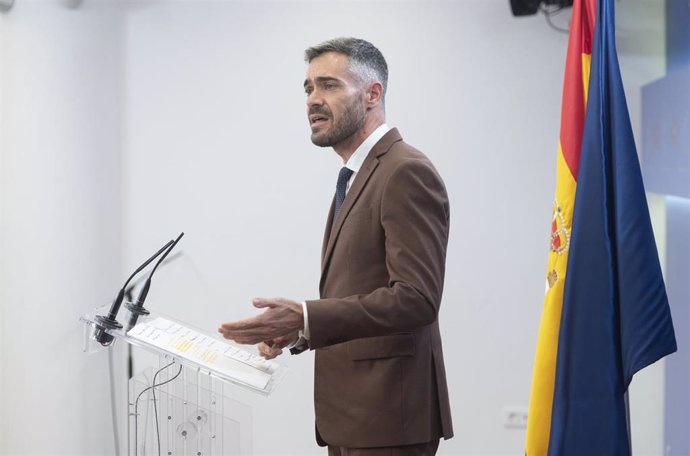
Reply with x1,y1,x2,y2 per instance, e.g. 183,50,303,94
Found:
503,407,529,429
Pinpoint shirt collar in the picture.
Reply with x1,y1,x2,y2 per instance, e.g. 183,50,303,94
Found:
344,124,390,174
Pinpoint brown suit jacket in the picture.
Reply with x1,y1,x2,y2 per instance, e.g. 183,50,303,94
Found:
300,128,453,448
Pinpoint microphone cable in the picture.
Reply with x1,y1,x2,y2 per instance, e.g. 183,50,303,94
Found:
108,345,120,456
134,362,183,456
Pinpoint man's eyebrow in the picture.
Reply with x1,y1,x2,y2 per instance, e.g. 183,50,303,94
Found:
304,76,341,88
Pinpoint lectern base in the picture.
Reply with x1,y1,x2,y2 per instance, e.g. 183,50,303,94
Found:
129,359,253,456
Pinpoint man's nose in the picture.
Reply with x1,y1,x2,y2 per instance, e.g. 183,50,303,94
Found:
307,90,323,109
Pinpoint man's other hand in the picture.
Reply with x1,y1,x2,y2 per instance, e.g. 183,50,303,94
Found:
257,333,299,359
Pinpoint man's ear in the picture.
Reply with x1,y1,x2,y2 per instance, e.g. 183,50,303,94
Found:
365,81,384,108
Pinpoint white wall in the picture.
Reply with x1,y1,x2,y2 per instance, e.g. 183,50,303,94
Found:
0,1,126,454
0,8,6,445
0,0,668,455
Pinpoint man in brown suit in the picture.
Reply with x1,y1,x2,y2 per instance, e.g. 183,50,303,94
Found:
219,37,453,456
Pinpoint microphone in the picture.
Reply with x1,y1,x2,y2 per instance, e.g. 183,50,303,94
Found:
94,239,175,346
124,250,183,379
123,251,183,303
125,232,184,331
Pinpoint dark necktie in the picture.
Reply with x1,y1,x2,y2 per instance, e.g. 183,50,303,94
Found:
334,166,354,221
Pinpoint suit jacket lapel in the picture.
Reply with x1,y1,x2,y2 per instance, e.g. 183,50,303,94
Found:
321,198,336,261
319,128,403,275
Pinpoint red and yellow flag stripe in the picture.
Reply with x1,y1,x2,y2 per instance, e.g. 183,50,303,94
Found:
525,1,597,455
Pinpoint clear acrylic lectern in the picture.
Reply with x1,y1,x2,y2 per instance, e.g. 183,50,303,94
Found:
81,305,286,456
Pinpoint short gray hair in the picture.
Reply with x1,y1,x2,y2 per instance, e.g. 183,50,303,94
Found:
305,37,388,100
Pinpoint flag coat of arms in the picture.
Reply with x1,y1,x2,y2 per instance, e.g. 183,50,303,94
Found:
525,0,677,455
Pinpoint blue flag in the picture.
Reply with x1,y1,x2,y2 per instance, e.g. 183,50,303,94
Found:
547,1,677,455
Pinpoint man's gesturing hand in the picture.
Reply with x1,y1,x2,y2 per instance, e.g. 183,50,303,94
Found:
218,297,304,345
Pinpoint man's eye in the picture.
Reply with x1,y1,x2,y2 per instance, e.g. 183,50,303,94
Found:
305,87,313,95
324,83,336,90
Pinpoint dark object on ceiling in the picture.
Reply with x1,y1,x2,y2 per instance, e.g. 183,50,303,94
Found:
510,0,574,16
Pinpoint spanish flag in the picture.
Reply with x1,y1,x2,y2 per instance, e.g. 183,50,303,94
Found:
525,0,677,454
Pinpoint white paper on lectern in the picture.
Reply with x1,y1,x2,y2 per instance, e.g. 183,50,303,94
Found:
127,317,276,390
